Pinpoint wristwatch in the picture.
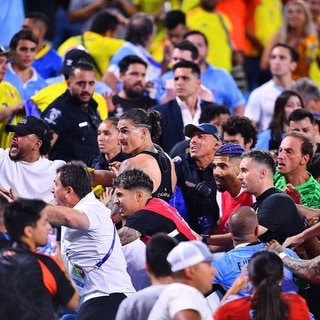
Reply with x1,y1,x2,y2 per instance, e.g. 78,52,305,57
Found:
202,234,209,245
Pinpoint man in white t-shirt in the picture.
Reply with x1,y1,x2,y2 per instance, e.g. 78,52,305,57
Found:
148,240,216,320
245,43,298,132
0,116,65,203
44,161,135,320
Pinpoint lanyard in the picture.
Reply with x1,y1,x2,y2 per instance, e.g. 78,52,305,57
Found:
67,224,116,273
94,224,116,269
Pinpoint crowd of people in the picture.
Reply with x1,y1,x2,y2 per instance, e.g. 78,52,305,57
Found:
1,0,320,319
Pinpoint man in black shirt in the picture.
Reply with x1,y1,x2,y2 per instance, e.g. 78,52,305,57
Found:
112,168,196,245
207,150,305,249
238,150,305,244
0,198,78,319
42,60,101,162
174,123,223,234
110,55,157,117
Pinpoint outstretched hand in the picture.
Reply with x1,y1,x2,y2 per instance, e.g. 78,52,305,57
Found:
265,239,283,254
282,234,304,249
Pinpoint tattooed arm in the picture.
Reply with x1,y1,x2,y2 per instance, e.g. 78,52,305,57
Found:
267,239,320,284
282,255,320,285
117,226,142,246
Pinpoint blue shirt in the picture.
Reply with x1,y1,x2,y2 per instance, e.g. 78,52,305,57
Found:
4,63,47,100
157,63,245,113
33,46,63,79
201,63,245,113
256,129,285,151
0,0,24,47
213,242,300,295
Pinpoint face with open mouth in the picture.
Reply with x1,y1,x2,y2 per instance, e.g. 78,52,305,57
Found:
189,131,218,160
213,156,239,193
117,119,147,155
9,133,40,161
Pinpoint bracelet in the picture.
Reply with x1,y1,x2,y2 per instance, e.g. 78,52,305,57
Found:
278,252,288,260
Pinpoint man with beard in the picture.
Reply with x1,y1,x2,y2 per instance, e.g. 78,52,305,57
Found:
213,143,253,234
0,116,65,203
109,55,157,117
42,60,101,162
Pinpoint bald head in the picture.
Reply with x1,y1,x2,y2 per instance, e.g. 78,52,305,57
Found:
229,206,258,243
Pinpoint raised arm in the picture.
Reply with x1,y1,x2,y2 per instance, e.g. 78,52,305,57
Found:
44,204,90,230
282,223,320,249
90,169,116,187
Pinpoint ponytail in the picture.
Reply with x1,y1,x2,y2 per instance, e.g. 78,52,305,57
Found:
249,251,289,320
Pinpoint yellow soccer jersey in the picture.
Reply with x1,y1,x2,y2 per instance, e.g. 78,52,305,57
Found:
0,81,24,148
180,0,200,12
31,81,108,120
150,29,167,63
58,32,124,80
187,8,233,71
133,0,180,13
310,47,320,86
254,0,282,48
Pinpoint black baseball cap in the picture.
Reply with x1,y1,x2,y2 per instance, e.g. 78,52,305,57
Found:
5,116,52,143
61,48,93,76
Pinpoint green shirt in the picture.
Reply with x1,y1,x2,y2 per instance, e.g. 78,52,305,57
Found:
274,171,320,209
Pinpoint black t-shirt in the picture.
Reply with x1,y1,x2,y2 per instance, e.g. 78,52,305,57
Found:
110,94,157,117
0,242,75,320
42,90,101,162
125,210,189,242
253,188,305,244
87,152,130,170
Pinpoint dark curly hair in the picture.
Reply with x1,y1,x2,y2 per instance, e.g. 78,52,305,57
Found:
222,116,257,148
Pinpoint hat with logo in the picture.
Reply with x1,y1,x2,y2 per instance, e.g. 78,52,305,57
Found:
184,123,223,141
5,116,51,143
61,48,93,76
167,240,215,272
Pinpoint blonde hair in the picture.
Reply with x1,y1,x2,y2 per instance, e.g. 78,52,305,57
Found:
280,0,316,41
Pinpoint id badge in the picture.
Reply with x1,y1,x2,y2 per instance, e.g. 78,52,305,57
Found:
71,264,85,291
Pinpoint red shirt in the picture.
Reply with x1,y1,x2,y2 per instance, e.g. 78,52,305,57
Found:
214,292,310,320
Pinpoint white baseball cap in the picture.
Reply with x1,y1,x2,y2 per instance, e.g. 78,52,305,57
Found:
167,240,214,272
